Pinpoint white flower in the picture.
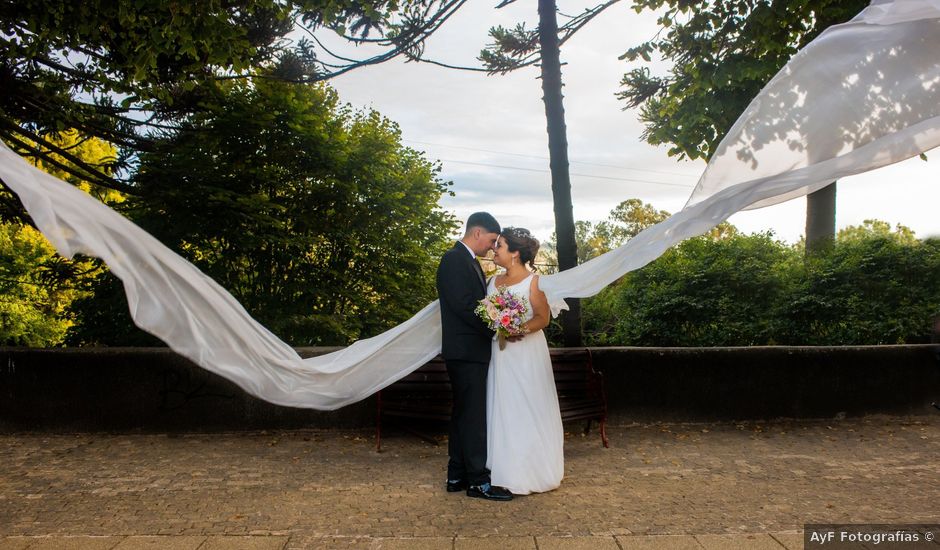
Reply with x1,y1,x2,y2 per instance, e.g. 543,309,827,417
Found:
485,302,499,321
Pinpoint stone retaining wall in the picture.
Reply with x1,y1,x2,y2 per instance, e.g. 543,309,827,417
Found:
588,345,940,421
1,345,938,432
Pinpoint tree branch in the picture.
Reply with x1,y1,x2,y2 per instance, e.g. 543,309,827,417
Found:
407,57,489,72
558,1,622,44
0,123,136,195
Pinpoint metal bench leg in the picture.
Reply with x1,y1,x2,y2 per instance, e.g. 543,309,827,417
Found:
583,418,592,435
600,418,609,448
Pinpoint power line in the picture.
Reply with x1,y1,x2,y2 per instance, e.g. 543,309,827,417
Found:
404,138,700,179
436,158,695,188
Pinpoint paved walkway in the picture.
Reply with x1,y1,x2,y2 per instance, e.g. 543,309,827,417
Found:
2,416,939,549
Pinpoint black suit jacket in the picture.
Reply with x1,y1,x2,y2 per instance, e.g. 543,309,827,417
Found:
436,242,494,363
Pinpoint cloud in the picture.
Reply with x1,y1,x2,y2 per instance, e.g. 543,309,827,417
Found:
319,2,940,245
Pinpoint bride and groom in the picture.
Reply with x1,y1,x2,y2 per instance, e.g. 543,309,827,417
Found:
436,212,564,501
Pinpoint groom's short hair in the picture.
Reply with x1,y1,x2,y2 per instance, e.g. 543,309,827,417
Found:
465,212,501,235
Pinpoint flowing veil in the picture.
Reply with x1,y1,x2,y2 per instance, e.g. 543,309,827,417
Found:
1,0,939,410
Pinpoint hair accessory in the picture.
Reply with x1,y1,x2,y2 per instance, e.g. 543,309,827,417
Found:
505,227,532,239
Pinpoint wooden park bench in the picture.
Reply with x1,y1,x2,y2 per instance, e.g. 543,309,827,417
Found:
375,348,609,451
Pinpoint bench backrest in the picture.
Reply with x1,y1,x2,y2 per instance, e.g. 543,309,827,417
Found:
382,350,601,397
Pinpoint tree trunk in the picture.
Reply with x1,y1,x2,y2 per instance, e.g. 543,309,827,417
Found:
537,0,581,346
805,181,837,255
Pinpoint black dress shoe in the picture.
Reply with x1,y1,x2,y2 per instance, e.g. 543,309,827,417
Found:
466,483,513,501
446,479,468,492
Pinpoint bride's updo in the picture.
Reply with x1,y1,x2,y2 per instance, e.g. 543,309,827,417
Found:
502,227,540,270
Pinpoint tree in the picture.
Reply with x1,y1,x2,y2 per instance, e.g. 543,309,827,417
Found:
0,130,116,345
837,219,918,245
0,1,505,346
0,222,96,345
601,198,670,245
618,0,869,254
473,1,622,346
0,0,465,194
545,199,669,265
1,127,124,224
2,0,625,346
543,221,610,267
535,0,582,346
545,198,736,267
69,75,457,346
318,0,623,346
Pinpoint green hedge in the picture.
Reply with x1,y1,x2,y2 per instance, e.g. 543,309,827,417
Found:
582,230,940,346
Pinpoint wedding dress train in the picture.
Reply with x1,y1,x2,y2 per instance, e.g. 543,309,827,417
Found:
0,0,937,410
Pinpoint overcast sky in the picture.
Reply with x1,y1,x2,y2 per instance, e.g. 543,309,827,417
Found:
318,1,940,244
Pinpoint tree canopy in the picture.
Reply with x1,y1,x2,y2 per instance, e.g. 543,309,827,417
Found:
544,198,737,269
0,130,115,345
2,1,467,346
618,0,868,161
0,0,466,194
1,0,635,346
67,76,457,346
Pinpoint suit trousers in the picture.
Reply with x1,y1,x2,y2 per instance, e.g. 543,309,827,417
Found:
445,359,491,486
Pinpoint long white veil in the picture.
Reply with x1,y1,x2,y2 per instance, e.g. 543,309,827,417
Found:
2,0,938,410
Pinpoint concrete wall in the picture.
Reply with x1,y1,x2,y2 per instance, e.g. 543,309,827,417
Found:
0,347,363,432
588,346,940,421
1,345,938,432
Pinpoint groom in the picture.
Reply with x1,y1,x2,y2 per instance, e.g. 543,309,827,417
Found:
436,212,513,501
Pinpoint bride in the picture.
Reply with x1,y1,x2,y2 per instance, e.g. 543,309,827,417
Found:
486,227,565,495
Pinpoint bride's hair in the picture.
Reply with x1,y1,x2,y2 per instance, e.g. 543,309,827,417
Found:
501,227,540,270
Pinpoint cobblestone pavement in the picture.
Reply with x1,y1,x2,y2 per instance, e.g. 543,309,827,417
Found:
2,416,939,549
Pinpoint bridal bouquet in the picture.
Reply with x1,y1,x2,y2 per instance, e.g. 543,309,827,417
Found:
475,287,530,350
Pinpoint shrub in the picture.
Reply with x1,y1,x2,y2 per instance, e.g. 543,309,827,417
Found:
582,225,940,346
584,232,797,346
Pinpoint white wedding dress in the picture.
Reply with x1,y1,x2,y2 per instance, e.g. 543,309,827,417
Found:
485,274,565,495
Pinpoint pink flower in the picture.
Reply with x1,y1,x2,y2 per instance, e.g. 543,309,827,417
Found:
476,288,530,339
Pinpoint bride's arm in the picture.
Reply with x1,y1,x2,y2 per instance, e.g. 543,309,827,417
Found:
522,275,551,333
